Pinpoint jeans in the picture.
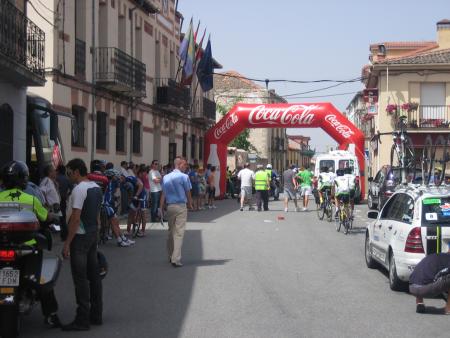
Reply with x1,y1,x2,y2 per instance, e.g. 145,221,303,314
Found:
150,191,161,222
256,190,269,211
70,232,103,325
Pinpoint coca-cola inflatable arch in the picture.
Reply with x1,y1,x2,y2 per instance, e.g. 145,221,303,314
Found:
204,103,365,198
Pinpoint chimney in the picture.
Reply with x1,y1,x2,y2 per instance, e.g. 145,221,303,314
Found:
437,19,450,49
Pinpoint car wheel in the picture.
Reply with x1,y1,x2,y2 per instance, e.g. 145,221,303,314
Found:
365,233,377,269
368,193,375,210
389,250,407,291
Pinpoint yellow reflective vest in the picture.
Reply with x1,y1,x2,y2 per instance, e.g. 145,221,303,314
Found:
255,171,268,190
265,169,272,190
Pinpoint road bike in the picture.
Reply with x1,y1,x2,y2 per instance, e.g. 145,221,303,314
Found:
131,198,146,238
335,194,352,234
316,187,333,222
98,204,112,244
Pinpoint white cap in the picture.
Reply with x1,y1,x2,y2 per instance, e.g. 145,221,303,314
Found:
266,164,272,169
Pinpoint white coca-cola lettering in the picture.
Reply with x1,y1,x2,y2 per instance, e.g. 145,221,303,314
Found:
324,114,355,139
248,105,317,126
214,113,238,140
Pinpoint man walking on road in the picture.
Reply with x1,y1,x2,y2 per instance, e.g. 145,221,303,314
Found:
160,157,193,267
63,158,103,331
298,166,313,211
237,163,255,211
283,165,299,212
255,164,270,211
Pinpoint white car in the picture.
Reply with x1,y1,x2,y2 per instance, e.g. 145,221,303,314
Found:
365,185,450,290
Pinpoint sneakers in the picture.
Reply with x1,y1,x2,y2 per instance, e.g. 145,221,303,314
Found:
136,230,145,237
284,208,288,212
240,207,243,211
118,239,131,247
212,205,217,209
249,207,255,211
416,303,426,313
44,313,61,328
125,237,135,245
302,207,307,211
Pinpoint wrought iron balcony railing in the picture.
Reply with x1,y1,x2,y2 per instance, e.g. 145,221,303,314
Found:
75,38,86,78
406,105,450,129
0,1,45,85
95,47,146,97
154,78,190,110
300,148,315,157
191,96,216,121
203,97,216,120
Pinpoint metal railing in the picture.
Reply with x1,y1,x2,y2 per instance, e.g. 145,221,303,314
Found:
75,38,86,78
154,78,190,109
95,47,146,97
203,97,216,120
407,105,450,129
0,1,45,78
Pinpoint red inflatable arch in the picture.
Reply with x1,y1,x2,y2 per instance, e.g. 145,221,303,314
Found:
204,103,365,198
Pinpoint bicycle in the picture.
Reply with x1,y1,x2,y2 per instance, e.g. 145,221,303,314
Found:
316,187,333,222
335,194,352,234
131,198,146,238
98,204,112,244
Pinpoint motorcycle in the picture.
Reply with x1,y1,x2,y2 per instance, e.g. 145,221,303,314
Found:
0,203,61,338
269,175,281,201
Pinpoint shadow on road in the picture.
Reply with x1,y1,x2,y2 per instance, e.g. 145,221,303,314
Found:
20,228,230,338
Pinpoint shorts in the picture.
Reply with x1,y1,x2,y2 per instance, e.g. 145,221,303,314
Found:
241,186,252,199
207,186,216,199
191,185,199,197
284,187,297,200
104,205,116,219
409,274,450,298
337,194,350,203
301,186,312,196
319,185,332,193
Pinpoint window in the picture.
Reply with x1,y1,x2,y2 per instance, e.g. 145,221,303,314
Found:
182,132,187,157
116,116,126,152
319,160,335,172
71,105,85,147
198,137,203,160
96,111,107,150
191,134,196,160
132,120,141,154
421,83,446,119
381,194,410,222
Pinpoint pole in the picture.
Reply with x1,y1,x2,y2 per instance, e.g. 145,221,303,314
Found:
90,0,96,161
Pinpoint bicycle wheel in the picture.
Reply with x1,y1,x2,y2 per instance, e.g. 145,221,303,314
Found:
343,206,350,235
433,135,448,186
335,207,342,232
422,136,434,185
99,207,108,244
132,209,141,238
326,201,333,222
316,201,324,220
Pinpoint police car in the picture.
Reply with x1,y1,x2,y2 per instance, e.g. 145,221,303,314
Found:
365,184,450,291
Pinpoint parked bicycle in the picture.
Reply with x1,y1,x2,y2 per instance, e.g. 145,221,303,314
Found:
131,198,146,238
98,203,112,244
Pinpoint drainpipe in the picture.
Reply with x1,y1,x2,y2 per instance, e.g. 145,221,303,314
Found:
129,6,137,162
91,0,96,161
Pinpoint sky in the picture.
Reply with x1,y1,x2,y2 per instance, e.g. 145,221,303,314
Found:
178,0,449,152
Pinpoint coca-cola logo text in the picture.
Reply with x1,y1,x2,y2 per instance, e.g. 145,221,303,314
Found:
214,113,239,139
324,114,355,139
248,105,318,126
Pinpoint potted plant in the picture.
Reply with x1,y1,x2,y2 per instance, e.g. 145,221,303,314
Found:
386,104,398,114
401,102,419,113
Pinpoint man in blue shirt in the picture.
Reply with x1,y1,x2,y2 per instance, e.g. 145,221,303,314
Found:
160,157,193,267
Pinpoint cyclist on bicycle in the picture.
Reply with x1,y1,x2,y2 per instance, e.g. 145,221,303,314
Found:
103,169,135,247
333,169,351,218
343,166,356,218
126,167,147,237
318,166,335,205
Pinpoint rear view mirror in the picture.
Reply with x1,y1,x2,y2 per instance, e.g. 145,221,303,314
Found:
367,211,379,219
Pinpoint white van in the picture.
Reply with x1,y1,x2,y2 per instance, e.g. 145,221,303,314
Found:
314,150,361,202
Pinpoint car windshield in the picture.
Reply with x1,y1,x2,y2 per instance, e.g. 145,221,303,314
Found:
421,196,450,225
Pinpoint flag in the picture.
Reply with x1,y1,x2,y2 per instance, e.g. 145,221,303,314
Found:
178,18,193,61
181,22,196,84
196,37,213,92
195,27,207,62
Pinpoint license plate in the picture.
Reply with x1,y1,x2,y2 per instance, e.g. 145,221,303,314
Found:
0,269,20,287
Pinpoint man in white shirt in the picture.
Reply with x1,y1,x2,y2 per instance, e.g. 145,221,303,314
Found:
237,163,255,211
149,160,162,222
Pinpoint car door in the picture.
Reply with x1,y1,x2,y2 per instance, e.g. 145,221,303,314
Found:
372,195,396,264
384,194,414,252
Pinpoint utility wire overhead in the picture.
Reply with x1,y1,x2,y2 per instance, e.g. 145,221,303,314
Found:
28,0,56,27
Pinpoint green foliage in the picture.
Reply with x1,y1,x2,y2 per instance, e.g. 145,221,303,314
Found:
217,98,257,152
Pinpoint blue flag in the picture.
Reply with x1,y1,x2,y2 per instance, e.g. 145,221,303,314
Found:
196,37,213,92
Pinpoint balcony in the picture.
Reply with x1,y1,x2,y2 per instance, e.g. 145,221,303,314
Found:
154,78,190,110
0,1,45,86
300,148,315,157
191,96,216,123
406,105,450,130
95,47,146,97
203,97,216,120
75,38,86,79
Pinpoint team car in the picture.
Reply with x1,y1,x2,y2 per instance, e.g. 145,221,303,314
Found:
365,184,450,291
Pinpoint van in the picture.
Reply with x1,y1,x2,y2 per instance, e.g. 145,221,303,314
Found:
314,150,361,202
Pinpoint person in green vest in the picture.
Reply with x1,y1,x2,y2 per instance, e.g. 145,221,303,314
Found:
255,164,270,211
297,166,313,211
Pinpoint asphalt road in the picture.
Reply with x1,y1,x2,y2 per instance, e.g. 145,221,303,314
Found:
21,197,449,338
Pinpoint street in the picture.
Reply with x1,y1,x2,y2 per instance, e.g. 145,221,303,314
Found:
22,198,448,338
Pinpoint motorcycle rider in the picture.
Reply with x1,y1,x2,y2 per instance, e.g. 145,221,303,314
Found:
0,161,61,328
265,164,278,200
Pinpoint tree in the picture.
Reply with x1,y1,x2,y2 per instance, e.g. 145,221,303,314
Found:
217,99,257,153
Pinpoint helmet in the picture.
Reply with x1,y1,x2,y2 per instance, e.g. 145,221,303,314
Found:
266,164,272,169
104,169,121,179
1,161,30,190
90,159,103,173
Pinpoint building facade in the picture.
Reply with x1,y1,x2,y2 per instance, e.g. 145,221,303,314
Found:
287,135,314,169
0,0,45,165
358,19,450,177
213,71,288,172
27,0,219,167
